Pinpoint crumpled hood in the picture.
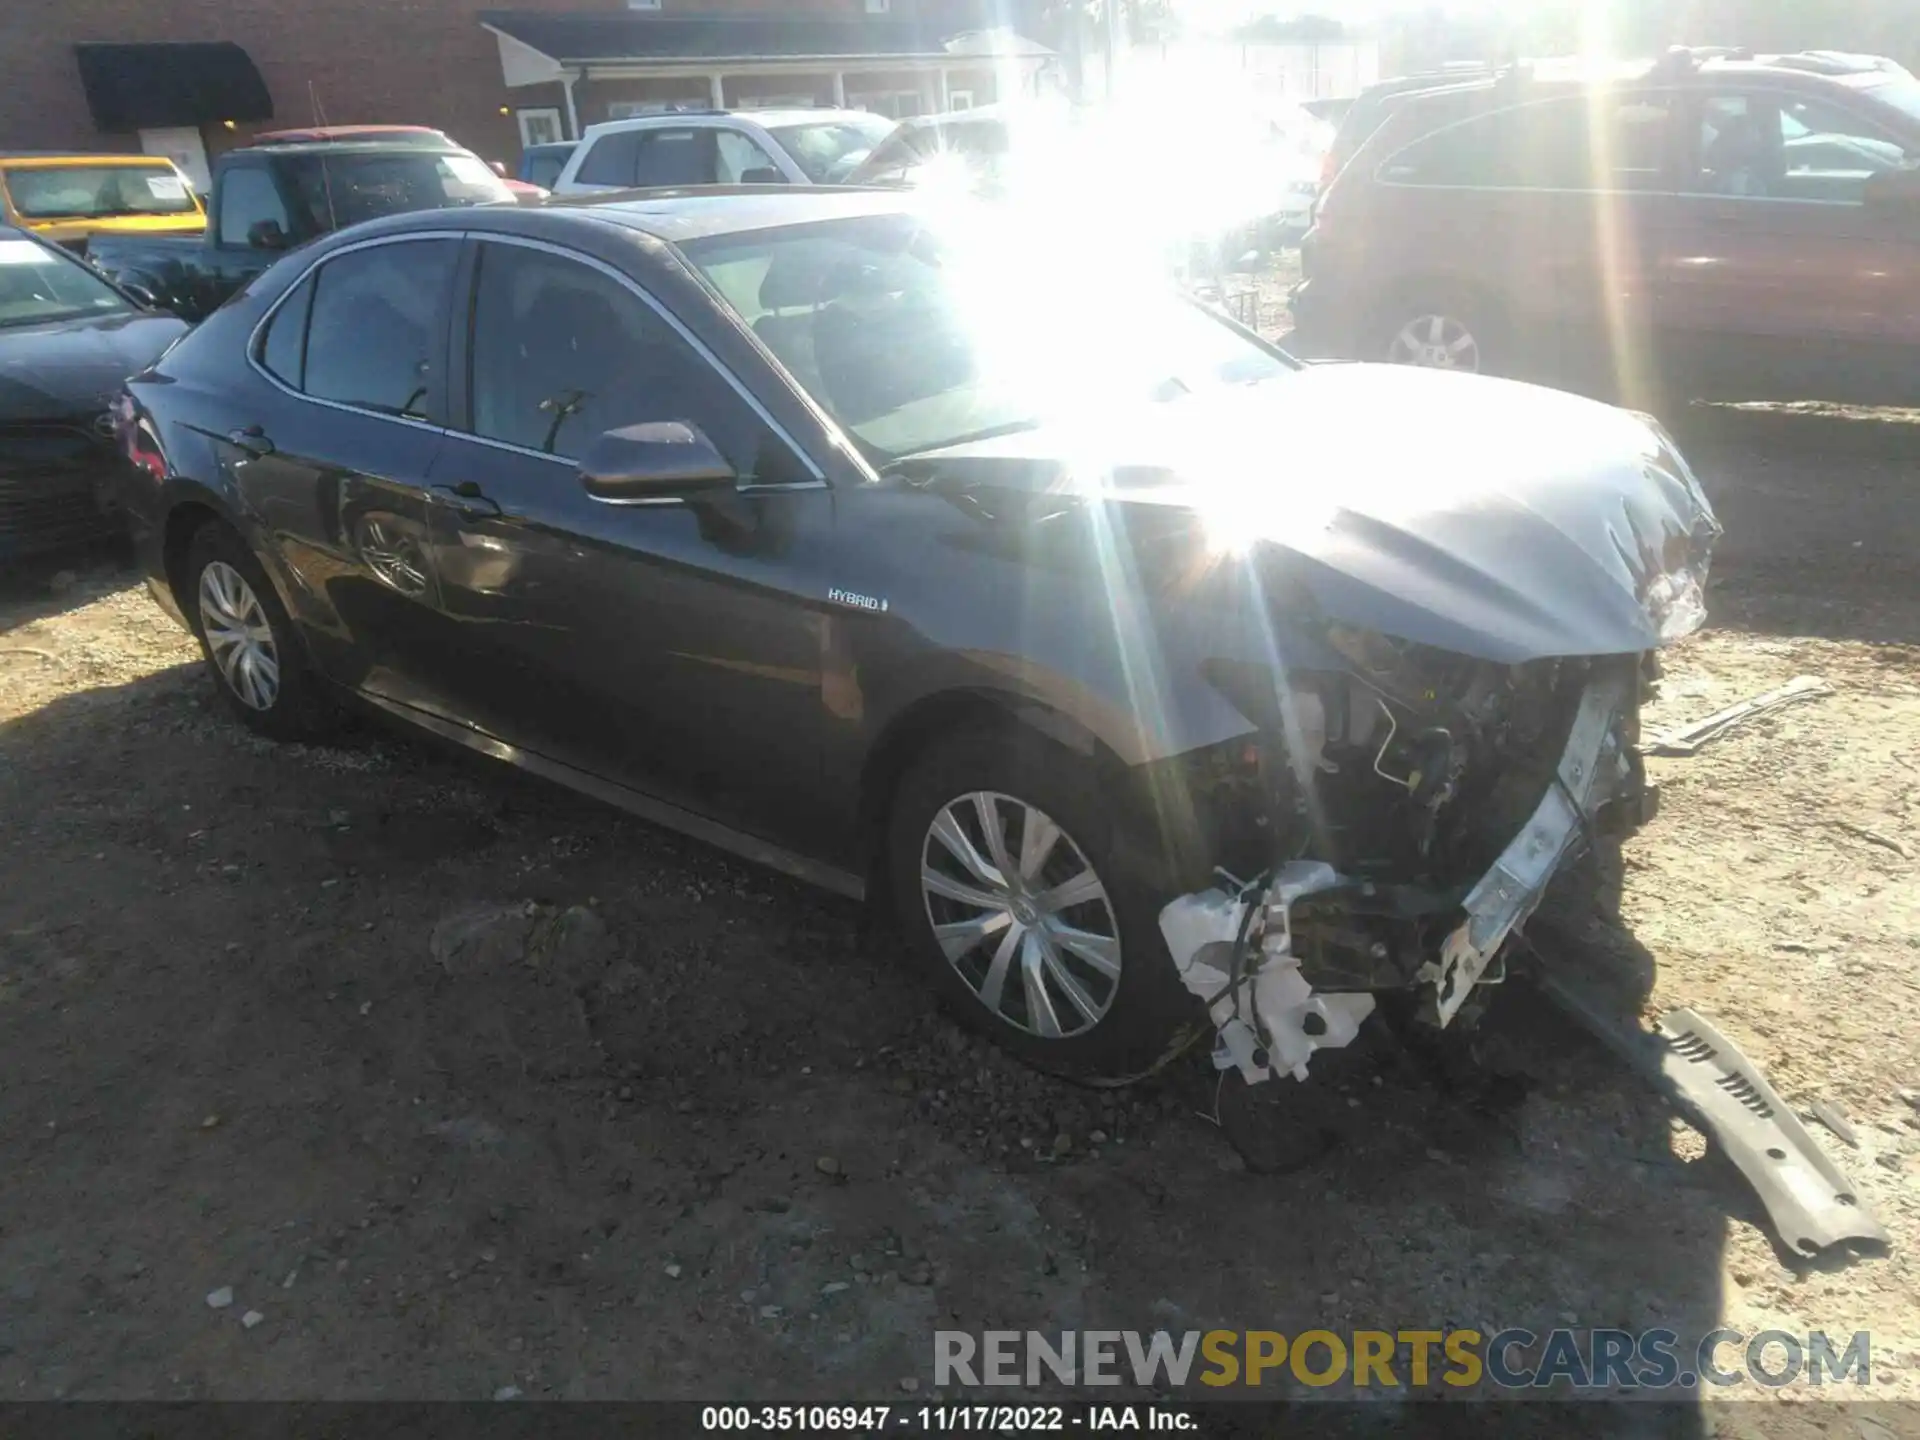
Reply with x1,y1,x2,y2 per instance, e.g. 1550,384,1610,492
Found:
0,312,187,425
904,363,1722,663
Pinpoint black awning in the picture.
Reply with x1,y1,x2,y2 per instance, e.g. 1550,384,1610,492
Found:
73,42,273,132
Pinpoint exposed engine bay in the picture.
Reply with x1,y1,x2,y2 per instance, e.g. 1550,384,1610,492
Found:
1160,641,1656,1087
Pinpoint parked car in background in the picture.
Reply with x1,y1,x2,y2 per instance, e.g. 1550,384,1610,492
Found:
1267,103,1335,239
552,110,895,194
113,190,1716,1088
88,139,516,321
1291,47,1920,406
249,125,548,203
0,226,187,561
0,153,204,252
845,106,1019,190
519,142,577,191
1316,60,1505,187
245,125,455,148
849,99,1321,256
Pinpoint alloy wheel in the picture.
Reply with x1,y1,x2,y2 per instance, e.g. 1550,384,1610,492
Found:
919,791,1122,1040
1388,313,1481,372
198,560,281,712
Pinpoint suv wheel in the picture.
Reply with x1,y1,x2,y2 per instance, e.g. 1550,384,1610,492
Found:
1388,313,1480,371
186,522,334,741
1381,292,1499,375
886,729,1202,1083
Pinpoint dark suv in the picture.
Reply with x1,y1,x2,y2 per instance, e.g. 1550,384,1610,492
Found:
1290,50,1920,406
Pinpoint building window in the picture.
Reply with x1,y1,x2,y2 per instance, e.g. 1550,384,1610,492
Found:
866,0,892,12
851,90,924,120
516,107,563,148
949,91,975,112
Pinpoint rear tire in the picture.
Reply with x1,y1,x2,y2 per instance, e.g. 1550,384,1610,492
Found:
1379,288,1504,376
185,521,334,742
886,727,1205,1084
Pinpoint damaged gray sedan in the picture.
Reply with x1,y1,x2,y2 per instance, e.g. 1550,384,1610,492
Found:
888,356,1719,1085
119,195,1718,1088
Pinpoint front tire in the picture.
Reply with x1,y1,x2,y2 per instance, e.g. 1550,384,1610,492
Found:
886,728,1203,1083
185,522,333,741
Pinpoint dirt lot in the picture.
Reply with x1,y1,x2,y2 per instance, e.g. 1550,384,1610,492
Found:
2,389,1918,1426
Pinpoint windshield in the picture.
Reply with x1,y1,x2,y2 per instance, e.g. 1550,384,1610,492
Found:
683,212,1291,463
0,236,132,328
282,151,515,230
1866,75,1920,127
2,164,198,220
767,117,898,183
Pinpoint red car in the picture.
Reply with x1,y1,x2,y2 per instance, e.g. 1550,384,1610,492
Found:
1290,48,1920,407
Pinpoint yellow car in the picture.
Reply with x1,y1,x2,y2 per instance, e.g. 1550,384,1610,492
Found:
0,153,205,248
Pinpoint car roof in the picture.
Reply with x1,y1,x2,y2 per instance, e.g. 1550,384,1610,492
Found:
1380,50,1907,111
582,108,876,135
547,185,910,242
231,140,475,158
249,125,447,142
0,152,177,166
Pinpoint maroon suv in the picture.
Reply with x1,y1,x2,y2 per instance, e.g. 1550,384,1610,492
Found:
1289,50,1920,407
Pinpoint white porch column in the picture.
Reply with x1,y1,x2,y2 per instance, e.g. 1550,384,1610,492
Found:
936,66,951,112
708,73,726,109
561,71,581,139
832,70,847,108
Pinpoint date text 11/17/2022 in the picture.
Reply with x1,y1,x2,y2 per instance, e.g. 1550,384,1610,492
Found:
699,1405,1197,1431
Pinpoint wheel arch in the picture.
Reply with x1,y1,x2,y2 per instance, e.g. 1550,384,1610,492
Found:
161,496,229,629
1374,271,1509,356
856,687,1131,902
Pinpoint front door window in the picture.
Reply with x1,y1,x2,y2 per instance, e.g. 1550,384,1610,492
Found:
1692,93,1914,203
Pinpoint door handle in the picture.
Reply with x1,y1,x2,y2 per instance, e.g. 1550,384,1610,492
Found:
432,480,503,520
227,425,274,458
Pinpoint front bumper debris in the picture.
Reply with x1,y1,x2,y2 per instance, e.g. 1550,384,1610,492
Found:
1159,661,1648,1080
1158,861,1376,1085
1423,661,1638,1027
1537,975,1891,1258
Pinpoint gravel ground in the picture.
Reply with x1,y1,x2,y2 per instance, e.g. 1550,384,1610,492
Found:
1,373,1917,1427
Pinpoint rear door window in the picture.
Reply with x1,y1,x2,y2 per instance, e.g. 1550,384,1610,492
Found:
301,239,459,422
575,131,642,186
257,274,314,387
1381,93,1675,192
632,130,717,187
218,166,293,247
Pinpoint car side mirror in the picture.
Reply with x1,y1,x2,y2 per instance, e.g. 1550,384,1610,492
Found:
246,219,289,251
118,280,161,310
579,421,738,501
739,167,786,186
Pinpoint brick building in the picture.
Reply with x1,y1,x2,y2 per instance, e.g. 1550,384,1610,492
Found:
0,0,1051,187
